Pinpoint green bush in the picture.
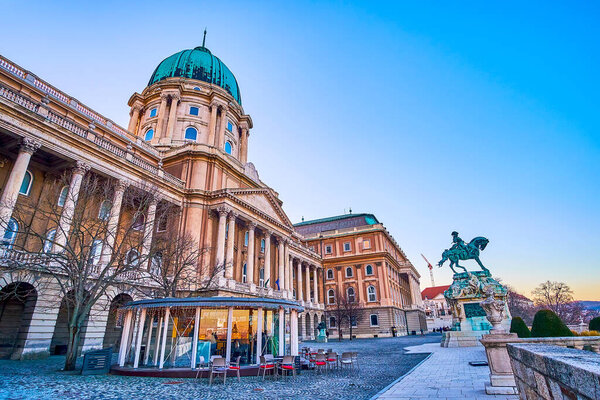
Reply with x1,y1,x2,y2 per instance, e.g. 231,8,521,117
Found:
530,309,573,337
509,316,531,338
589,317,600,332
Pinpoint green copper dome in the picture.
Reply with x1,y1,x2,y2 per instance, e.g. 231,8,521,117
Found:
148,46,241,104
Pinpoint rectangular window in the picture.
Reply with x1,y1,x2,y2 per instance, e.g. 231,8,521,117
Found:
189,106,199,116
325,245,332,254
149,108,157,118
227,121,233,132
351,317,357,327
363,239,371,249
370,314,379,327
343,242,351,252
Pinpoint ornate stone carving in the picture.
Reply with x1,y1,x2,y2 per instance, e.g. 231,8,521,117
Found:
73,161,91,175
248,221,258,230
480,285,507,333
20,137,42,154
115,179,129,193
216,205,230,216
160,93,170,102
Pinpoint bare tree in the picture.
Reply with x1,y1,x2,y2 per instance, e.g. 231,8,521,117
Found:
326,288,346,341
325,287,364,341
506,286,537,325
531,281,574,322
2,172,158,370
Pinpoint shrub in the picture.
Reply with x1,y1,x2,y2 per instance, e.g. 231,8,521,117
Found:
589,317,600,332
509,316,531,338
530,309,573,337
578,330,600,336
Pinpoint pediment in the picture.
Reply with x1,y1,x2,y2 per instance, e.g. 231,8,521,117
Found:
227,189,293,228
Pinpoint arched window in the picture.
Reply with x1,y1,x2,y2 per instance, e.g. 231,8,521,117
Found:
19,170,33,195
98,200,111,220
346,287,356,303
345,266,353,278
89,240,103,266
132,213,145,231
1,218,19,248
260,238,265,253
244,231,249,246
365,264,373,275
184,127,198,141
157,214,168,232
57,185,69,207
259,268,264,287
151,252,162,274
367,285,377,302
329,316,336,328
144,129,154,141
326,269,334,280
43,229,56,253
224,141,232,155
189,106,199,116
125,248,139,267
242,263,247,283
327,289,335,304
193,87,201,91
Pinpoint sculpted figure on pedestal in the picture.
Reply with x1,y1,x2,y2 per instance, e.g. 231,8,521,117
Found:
438,231,490,274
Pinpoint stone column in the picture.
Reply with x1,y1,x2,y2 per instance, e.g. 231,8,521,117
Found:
287,250,292,296
313,266,319,304
52,161,90,252
208,102,218,146
246,222,256,285
256,307,263,363
278,239,285,292
215,207,228,275
127,103,143,134
0,138,41,239
225,211,237,279
156,93,169,141
100,180,128,264
164,93,180,143
278,308,285,356
305,263,311,304
264,230,271,288
142,196,158,270
225,306,233,362
291,309,298,356
297,259,303,303
240,124,249,163
218,106,228,149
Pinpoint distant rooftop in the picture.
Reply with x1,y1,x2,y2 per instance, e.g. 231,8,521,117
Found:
294,213,379,236
421,285,451,300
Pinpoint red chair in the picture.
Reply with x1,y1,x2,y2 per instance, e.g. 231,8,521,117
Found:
257,355,276,380
229,355,241,382
326,352,338,370
314,353,327,374
277,355,296,380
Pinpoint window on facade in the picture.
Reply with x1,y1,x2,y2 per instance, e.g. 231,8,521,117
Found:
43,229,56,253
151,252,162,274
365,264,373,275
225,224,228,240
149,108,157,118
363,239,371,249
57,185,69,207
327,289,335,304
125,248,139,267
259,268,264,287
345,266,353,278
184,127,198,141
157,214,168,232
293,289,296,299
343,242,351,252
132,213,145,231
19,170,33,195
242,263,247,283
193,87,201,91
89,240,103,266
367,285,377,302
144,129,154,141
224,141,233,155
347,287,356,303
189,106,199,116
227,121,233,132
244,231,249,246
351,316,358,327
324,245,332,254
326,269,334,280
98,200,111,220
1,218,18,248
260,239,265,253
329,316,336,328
370,314,379,327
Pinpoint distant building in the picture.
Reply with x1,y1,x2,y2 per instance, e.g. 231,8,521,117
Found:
294,213,426,338
421,285,453,331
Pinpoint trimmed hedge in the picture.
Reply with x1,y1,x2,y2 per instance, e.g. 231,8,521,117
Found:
589,316,600,332
530,309,573,337
509,316,531,338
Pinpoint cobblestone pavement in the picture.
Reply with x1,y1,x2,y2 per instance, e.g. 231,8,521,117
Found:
0,335,438,400
376,342,520,400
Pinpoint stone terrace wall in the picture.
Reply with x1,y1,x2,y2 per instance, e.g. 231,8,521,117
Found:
507,343,600,400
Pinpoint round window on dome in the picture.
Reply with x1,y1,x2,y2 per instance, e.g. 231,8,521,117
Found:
185,127,198,141
224,141,233,155
144,129,154,142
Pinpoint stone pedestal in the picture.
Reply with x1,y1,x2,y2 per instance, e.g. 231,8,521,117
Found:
441,330,486,347
480,333,519,395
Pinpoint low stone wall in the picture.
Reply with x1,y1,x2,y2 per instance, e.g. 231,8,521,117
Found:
507,343,600,400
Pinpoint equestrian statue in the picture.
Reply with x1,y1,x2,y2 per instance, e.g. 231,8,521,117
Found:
438,231,489,274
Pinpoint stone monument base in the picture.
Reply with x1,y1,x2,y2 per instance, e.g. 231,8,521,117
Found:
441,330,487,347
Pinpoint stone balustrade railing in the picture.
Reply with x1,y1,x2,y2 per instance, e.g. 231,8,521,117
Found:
0,82,185,190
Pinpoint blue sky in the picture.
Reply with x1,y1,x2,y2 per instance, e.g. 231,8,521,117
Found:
2,1,598,299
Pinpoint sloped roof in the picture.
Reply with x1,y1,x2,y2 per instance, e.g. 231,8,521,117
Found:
421,285,451,300
294,213,379,236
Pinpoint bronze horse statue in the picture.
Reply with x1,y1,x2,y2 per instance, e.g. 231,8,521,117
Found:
438,232,489,274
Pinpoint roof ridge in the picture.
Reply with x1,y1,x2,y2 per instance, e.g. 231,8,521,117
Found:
294,213,376,226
